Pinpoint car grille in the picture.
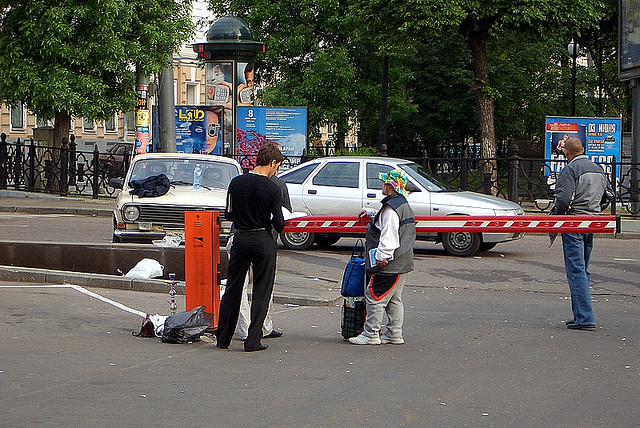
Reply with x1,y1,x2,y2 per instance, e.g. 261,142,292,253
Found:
134,205,226,230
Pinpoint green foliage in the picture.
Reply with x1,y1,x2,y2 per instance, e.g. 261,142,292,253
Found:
210,0,622,159
0,0,194,122
337,146,379,156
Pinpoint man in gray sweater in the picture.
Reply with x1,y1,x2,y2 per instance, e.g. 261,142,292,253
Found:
550,137,613,331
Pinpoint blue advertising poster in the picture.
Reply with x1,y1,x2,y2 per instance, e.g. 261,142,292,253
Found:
236,106,307,170
545,116,621,179
175,106,223,155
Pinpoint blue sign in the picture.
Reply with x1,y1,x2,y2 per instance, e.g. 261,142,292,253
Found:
545,116,621,179
236,106,307,169
175,106,223,155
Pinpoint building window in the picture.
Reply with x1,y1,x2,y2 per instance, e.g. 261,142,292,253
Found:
83,117,96,133
35,116,51,128
186,82,200,105
104,114,117,133
10,102,26,131
125,111,135,135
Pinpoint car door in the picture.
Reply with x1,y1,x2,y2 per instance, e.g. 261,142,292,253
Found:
301,159,363,216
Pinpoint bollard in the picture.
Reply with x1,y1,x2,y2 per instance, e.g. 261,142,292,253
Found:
168,273,178,315
185,211,220,328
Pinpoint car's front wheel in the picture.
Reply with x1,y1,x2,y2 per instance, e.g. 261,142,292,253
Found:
280,231,315,250
441,231,481,257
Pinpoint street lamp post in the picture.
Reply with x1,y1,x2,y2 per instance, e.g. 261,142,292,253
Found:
567,38,579,116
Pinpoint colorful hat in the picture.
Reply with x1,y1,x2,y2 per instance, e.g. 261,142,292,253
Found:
379,169,408,196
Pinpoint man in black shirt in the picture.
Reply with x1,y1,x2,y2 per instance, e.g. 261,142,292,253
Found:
217,143,285,352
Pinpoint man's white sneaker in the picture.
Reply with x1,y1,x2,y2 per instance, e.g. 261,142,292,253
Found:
380,335,405,345
348,333,381,345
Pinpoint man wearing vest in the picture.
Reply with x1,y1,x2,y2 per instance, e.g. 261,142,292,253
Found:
350,169,416,345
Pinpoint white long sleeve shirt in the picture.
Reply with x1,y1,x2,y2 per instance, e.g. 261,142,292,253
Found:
362,206,400,261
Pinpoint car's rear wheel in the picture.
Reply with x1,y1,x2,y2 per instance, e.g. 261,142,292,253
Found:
442,231,481,257
314,234,340,248
280,231,315,250
478,242,497,252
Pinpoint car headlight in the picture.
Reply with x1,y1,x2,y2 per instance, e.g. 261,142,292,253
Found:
123,206,140,222
494,209,522,216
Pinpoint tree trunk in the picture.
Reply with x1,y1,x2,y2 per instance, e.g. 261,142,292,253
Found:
378,55,389,156
467,29,498,195
48,111,71,191
53,111,71,149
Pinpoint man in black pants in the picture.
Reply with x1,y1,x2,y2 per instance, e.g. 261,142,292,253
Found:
217,143,285,352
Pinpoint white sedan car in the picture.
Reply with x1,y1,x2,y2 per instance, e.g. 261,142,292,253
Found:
109,153,241,243
279,156,524,256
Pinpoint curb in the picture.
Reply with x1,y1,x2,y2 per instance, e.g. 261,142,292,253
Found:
0,206,113,217
0,265,183,294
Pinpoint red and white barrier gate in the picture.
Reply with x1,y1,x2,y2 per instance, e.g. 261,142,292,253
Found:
283,215,619,235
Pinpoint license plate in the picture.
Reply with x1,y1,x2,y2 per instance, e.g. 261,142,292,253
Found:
139,222,152,231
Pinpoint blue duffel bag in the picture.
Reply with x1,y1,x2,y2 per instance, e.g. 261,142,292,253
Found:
341,240,366,297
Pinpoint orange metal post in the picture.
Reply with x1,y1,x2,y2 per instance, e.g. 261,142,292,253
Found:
185,211,221,328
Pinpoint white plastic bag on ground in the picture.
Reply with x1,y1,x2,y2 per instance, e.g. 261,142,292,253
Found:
152,233,181,248
149,314,168,336
125,258,164,279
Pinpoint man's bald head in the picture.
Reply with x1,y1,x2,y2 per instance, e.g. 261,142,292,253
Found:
564,137,584,159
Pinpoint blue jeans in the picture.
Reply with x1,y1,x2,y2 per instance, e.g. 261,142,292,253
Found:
561,233,595,325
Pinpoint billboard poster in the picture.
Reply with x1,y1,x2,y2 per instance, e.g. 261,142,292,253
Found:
174,106,223,155
237,62,255,107
236,106,307,170
205,61,234,154
619,0,640,80
545,116,622,179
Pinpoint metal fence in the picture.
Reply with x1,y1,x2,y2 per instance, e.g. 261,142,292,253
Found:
0,133,129,198
404,147,640,218
2,134,639,218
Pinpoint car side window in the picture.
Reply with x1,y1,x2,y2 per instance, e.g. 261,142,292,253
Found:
366,163,393,190
312,162,359,188
281,163,319,184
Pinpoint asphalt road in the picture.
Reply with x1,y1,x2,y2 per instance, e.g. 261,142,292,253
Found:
2,279,639,427
2,212,640,426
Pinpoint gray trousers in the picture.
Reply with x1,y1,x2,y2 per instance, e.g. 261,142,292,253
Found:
363,273,406,339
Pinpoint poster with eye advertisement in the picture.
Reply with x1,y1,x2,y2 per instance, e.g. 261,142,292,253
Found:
174,106,223,155
236,106,307,171
205,61,256,154
545,116,622,180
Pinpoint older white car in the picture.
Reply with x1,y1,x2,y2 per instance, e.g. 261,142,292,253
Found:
109,153,241,243
279,156,525,256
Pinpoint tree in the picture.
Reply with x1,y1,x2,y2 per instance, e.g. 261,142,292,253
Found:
210,0,363,150
0,0,193,149
453,1,606,161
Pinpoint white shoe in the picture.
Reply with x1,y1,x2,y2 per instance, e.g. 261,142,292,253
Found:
380,334,404,345
348,333,381,345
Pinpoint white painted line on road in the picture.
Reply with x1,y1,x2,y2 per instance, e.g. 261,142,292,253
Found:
0,284,146,318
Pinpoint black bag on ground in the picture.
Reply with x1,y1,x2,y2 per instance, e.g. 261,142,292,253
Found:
161,305,213,344
341,239,366,297
341,297,366,339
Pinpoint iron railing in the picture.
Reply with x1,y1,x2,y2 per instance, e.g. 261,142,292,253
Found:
2,135,638,218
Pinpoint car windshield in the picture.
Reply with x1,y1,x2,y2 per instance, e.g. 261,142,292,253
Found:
399,162,456,192
129,158,239,189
